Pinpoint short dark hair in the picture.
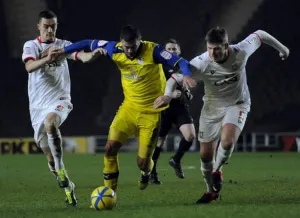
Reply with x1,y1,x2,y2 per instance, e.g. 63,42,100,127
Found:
38,10,57,23
205,27,228,44
120,25,141,42
164,38,180,47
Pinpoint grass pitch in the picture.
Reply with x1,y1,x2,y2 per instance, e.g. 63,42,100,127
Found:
0,152,299,218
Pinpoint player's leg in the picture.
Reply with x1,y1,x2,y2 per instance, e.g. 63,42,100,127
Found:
212,106,249,193
150,110,172,184
44,102,77,206
104,105,135,192
137,112,160,190
169,106,195,178
38,134,57,178
196,114,222,204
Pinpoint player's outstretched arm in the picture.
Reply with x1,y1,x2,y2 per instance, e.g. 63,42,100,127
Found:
255,30,289,60
153,45,197,89
153,74,182,109
76,48,108,63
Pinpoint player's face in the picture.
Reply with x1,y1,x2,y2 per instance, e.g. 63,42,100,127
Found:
37,18,58,43
165,43,181,56
121,39,141,59
207,43,228,62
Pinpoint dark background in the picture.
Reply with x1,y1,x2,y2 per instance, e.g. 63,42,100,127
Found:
0,0,299,138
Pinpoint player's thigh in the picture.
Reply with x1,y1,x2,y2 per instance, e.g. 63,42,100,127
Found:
137,112,160,159
198,114,222,144
221,105,249,146
109,105,137,144
30,101,72,143
158,109,173,138
174,105,195,141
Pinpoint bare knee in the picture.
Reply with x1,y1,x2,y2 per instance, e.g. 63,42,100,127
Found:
180,124,196,142
200,141,218,162
44,113,61,134
221,124,241,150
137,157,150,171
105,140,122,156
157,136,166,148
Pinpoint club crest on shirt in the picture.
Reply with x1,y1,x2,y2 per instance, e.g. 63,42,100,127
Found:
210,70,216,75
55,105,64,112
137,58,144,65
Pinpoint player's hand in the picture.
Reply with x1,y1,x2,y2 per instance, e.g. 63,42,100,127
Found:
183,76,197,89
153,95,171,109
93,48,107,56
171,90,181,99
279,47,289,60
45,46,61,63
41,46,60,59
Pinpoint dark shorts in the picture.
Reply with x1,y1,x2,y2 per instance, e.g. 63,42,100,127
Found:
159,102,193,137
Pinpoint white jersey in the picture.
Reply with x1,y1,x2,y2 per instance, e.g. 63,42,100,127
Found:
170,73,184,86
190,33,262,107
22,37,77,110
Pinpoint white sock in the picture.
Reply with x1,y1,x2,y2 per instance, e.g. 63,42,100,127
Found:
200,160,213,193
47,131,64,171
213,143,234,172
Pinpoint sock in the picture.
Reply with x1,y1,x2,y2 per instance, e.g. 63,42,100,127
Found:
47,132,64,170
103,155,119,191
48,161,58,177
151,147,162,175
173,138,193,162
200,160,213,193
142,159,154,176
213,142,234,172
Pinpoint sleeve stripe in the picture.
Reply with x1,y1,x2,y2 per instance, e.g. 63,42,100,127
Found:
173,57,183,67
170,75,179,85
252,32,262,45
23,57,35,62
74,51,79,61
90,40,95,51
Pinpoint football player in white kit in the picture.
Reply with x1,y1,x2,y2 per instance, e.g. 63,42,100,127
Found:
21,10,103,207
154,27,289,204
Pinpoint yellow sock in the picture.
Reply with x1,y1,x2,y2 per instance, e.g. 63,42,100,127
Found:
103,155,119,191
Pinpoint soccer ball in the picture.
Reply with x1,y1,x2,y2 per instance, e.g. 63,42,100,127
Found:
90,186,117,210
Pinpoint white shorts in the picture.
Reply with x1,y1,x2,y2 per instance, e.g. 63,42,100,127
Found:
30,100,73,144
198,104,250,143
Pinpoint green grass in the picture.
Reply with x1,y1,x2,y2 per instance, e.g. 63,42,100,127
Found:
0,152,300,218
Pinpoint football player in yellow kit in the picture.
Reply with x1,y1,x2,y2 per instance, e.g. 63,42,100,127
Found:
60,25,196,192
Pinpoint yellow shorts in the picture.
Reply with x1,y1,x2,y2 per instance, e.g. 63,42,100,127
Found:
108,104,160,159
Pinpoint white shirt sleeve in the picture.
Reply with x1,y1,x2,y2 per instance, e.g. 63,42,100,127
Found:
64,40,79,60
190,52,209,73
235,33,262,56
22,41,38,63
170,73,183,86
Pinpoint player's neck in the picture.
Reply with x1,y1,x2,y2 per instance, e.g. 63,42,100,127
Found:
38,36,55,44
216,49,229,64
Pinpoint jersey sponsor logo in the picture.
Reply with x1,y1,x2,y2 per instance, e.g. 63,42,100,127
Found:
123,68,146,81
160,50,172,60
45,61,62,68
97,40,108,47
214,74,239,86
